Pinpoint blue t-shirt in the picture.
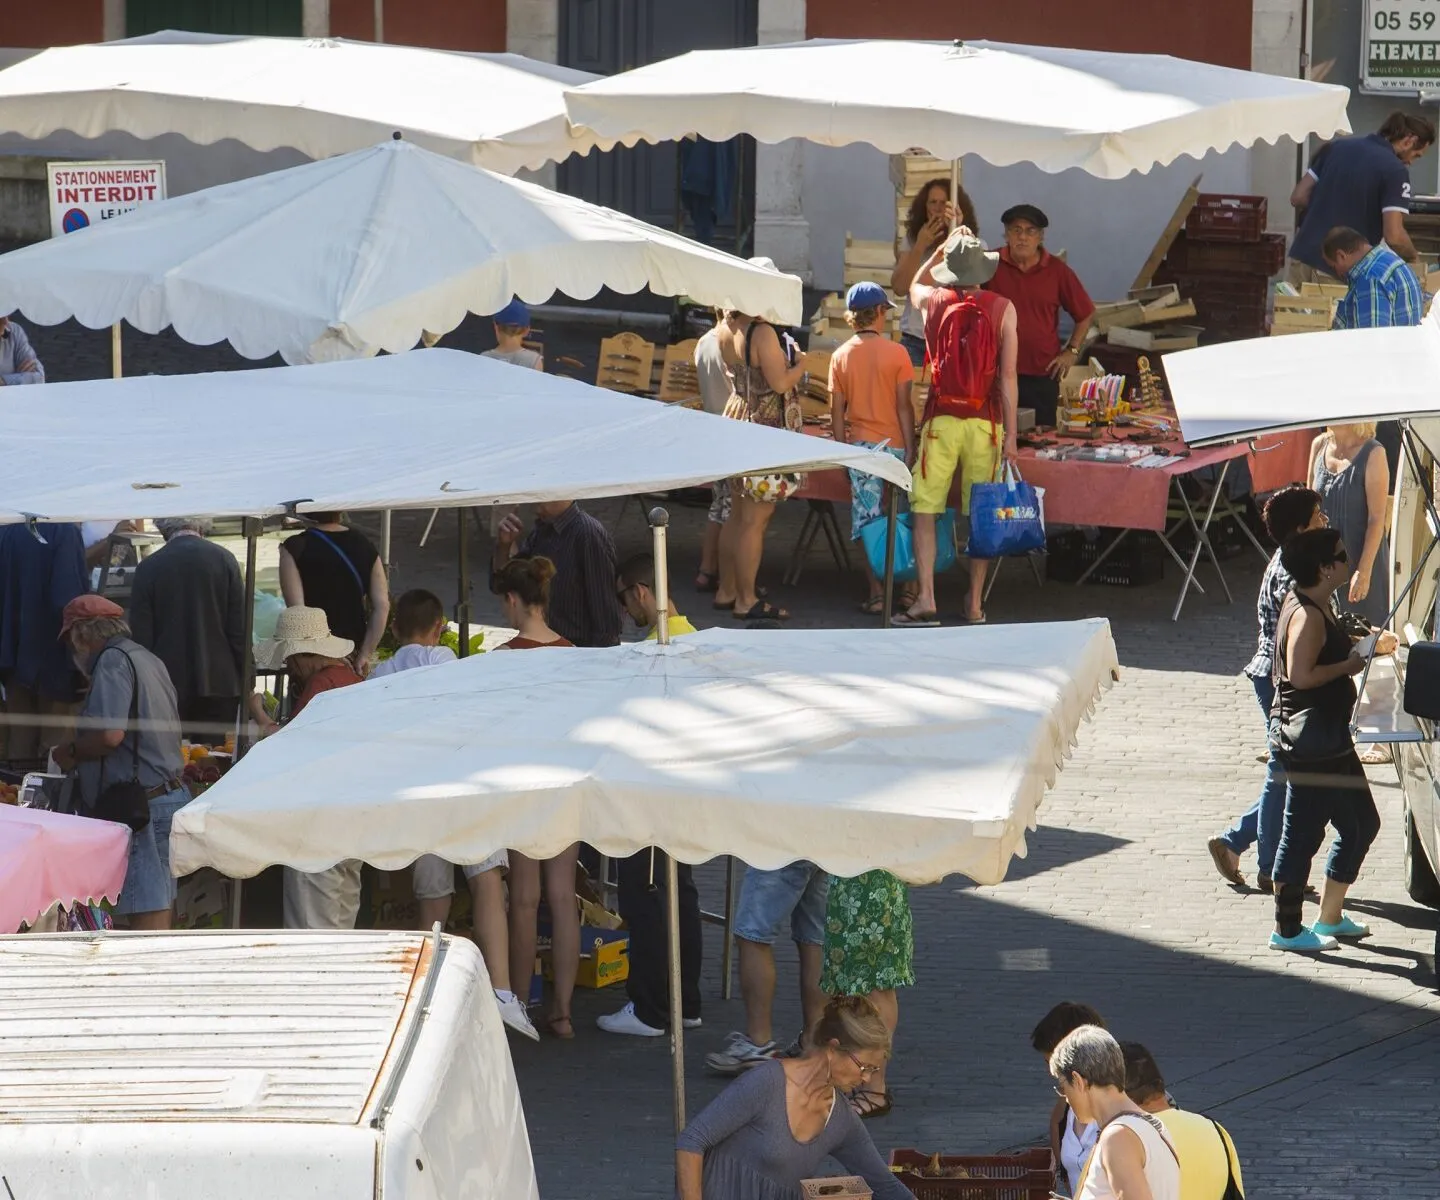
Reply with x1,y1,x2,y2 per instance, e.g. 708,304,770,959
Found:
1291,133,1412,270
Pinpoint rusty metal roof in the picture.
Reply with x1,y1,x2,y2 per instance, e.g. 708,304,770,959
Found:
0,930,430,1124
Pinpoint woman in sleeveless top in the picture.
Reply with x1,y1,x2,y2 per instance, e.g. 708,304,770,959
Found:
714,310,808,622
1049,1025,1179,1200
1267,528,1382,953
1309,423,1390,629
279,511,390,675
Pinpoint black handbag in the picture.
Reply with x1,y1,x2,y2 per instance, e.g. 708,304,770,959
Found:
1209,1119,1244,1200
90,647,153,833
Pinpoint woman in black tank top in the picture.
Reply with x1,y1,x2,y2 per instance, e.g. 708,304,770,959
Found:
1268,529,1381,952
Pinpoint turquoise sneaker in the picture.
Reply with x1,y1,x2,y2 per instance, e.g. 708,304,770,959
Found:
1269,927,1339,953
1312,914,1371,939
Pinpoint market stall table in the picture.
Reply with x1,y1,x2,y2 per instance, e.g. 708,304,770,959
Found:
0,805,130,933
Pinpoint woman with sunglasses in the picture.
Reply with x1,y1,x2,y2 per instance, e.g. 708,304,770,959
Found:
676,995,912,1200
1268,528,1383,953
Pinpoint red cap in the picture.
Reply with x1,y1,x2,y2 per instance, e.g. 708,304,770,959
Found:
58,594,125,640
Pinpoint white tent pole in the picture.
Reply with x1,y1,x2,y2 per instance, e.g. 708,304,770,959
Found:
950,158,961,230
649,506,685,1137
373,0,384,44
380,510,392,577
111,323,122,378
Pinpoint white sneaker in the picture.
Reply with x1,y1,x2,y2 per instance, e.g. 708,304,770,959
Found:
597,1001,666,1037
683,1016,702,1029
704,1030,778,1075
495,991,540,1041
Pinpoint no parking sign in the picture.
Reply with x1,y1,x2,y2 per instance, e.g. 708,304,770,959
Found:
46,160,167,238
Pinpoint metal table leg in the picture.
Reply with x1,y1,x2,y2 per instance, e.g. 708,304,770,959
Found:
698,856,740,1000
1172,461,1234,621
784,507,822,586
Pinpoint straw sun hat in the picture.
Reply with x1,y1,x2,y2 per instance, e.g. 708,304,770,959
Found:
255,606,354,669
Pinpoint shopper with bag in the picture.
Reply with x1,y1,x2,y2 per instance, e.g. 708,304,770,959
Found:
51,595,187,931
902,227,1019,626
279,512,389,675
1267,528,1382,953
828,281,915,615
714,298,809,622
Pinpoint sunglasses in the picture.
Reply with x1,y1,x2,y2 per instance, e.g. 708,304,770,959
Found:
1330,551,1349,565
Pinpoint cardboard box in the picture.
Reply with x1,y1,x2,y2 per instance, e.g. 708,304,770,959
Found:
541,925,630,989
363,865,473,933
175,869,231,931
801,1179,872,1199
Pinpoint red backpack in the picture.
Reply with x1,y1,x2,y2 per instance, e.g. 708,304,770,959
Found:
923,289,1000,423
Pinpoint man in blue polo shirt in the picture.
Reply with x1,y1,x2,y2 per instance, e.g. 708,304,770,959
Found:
1288,111,1434,283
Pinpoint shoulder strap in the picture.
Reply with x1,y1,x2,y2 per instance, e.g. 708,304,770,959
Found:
741,318,771,404
305,528,366,595
1075,1111,1179,1196
1113,1112,1181,1167
1209,1118,1240,1192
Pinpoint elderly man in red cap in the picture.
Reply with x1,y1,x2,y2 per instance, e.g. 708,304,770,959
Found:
52,594,187,930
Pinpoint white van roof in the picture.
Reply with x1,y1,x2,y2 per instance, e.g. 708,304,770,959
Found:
0,930,435,1125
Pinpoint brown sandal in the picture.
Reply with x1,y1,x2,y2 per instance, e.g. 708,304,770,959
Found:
546,1015,575,1040
849,1088,893,1119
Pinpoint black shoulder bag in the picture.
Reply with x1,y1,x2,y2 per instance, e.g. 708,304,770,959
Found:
91,648,153,833
1209,1118,1244,1200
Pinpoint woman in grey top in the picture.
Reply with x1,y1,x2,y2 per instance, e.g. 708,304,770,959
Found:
676,996,910,1200
1309,422,1389,629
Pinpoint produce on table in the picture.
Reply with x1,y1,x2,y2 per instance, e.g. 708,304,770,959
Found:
0,783,18,805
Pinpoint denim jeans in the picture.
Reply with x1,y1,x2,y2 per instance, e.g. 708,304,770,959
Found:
1218,676,1287,877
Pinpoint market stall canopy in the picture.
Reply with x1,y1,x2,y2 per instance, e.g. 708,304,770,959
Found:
0,806,131,933
0,350,909,524
0,138,802,363
1165,307,1440,446
563,38,1351,179
172,621,1118,885
0,30,606,174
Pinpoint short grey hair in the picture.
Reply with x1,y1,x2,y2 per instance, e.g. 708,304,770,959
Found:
70,616,131,645
1050,1025,1127,1090
155,517,209,538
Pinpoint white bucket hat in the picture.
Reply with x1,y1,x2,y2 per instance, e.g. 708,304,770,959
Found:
255,606,354,670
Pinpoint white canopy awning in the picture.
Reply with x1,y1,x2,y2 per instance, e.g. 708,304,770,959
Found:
563,38,1351,179
1165,307,1440,446
171,621,1119,886
0,350,909,524
0,138,803,363
0,31,607,174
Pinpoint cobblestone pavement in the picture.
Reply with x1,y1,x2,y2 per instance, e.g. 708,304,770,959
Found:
27,311,1438,1195
366,499,1440,1200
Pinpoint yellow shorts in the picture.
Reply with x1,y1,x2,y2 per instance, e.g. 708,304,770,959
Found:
911,414,1002,515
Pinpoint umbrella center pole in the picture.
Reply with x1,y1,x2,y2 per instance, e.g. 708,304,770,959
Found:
456,507,471,657
648,506,686,1134
111,323,122,379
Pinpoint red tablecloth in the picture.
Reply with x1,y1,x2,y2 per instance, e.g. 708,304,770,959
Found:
802,426,1314,532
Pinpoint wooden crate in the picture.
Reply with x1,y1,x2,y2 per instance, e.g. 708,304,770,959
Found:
1107,323,1204,351
1271,293,1335,336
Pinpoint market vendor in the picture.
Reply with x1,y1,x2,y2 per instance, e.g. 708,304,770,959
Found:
982,204,1095,429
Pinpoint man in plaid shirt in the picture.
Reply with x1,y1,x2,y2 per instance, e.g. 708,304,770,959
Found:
1323,225,1423,330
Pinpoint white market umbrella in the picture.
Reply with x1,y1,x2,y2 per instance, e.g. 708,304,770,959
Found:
0,138,802,363
1165,306,1440,446
0,31,606,174
0,349,909,524
564,38,1352,178
172,621,1118,882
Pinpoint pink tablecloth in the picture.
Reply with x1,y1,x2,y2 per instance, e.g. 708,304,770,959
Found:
0,804,131,932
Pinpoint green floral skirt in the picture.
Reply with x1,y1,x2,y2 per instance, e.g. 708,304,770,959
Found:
820,870,915,995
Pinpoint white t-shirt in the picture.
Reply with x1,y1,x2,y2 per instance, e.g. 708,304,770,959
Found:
482,346,543,371
370,643,456,678
693,327,732,415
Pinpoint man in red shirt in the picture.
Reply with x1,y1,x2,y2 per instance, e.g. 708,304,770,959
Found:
984,205,1095,429
255,606,366,929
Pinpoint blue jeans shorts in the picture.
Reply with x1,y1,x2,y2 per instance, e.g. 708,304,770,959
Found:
734,862,830,946
114,785,190,917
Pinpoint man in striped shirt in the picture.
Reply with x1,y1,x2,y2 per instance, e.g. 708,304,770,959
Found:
492,501,621,648
1323,225,1423,331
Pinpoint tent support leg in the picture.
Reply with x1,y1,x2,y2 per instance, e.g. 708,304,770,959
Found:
228,516,261,932
380,510,392,579
882,487,898,629
457,508,470,657
111,322,122,379
667,852,686,1135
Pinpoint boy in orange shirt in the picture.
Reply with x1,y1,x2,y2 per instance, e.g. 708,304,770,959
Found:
828,281,916,613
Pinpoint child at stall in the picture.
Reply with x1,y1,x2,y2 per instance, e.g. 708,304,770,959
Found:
483,298,544,372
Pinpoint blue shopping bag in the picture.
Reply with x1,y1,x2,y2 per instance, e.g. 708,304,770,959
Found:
967,465,1046,559
860,508,958,584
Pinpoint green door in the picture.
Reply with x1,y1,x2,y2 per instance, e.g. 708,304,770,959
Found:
126,0,303,37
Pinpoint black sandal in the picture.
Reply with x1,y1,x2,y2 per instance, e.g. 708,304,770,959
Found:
733,600,789,622
849,1088,893,1119
714,584,768,610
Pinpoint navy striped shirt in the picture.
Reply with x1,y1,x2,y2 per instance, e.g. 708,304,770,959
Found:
515,504,621,648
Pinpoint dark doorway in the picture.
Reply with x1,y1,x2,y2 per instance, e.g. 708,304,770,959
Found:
558,0,757,256
126,0,302,36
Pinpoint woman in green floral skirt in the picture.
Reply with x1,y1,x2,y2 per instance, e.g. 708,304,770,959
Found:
820,869,914,1119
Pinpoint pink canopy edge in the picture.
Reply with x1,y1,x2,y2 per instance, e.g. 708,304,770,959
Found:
0,805,131,932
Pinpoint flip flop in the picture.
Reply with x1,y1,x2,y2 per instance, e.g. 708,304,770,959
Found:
892,611,940,628
849,1088,893,1119
714,585,768,610
858,596,886,615
734,600,790,622
959,611,987,625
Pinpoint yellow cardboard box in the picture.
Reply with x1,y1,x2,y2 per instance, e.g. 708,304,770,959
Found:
542,925,630,989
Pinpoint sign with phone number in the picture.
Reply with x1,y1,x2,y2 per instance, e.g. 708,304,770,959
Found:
1365,0,1440,91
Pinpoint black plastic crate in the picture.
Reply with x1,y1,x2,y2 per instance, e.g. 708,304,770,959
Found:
1046,529,1165,587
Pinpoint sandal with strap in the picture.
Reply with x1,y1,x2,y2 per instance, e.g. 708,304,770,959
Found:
734,600,789,622
849,1088,893,1119
546,1015,575,1040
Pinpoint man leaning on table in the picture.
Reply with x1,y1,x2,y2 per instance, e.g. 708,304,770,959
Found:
0,315,44,385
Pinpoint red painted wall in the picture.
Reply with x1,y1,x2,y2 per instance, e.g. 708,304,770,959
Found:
807,1,1253,71
4,2,105,46
330,0,507,51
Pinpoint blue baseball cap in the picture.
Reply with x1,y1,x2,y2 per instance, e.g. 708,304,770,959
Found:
492,298,530,327
845,281,895,311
